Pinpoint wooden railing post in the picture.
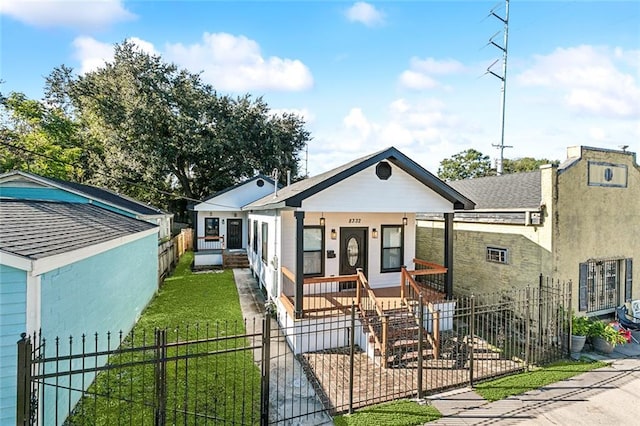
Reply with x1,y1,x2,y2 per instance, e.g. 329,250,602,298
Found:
381,315,389,366
356,269,362,308
400,267,406,301
432,308,440,359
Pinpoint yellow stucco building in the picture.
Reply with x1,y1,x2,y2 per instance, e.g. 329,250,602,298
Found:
417,146,639,316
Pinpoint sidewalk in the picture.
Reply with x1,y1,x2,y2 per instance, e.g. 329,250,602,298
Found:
426,344,640,425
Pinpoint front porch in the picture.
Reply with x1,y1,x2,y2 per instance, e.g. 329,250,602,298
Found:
278,259,454,365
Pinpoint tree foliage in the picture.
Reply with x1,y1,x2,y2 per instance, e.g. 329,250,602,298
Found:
438,149,559,181
0,91,82,179
39,41,310,215
437,149,495,181
502,157,559,173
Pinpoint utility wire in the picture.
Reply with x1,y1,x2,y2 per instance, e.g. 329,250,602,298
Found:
0,139,239,209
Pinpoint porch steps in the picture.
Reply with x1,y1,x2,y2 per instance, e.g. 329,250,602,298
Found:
365,308,436,368
223,251,250,269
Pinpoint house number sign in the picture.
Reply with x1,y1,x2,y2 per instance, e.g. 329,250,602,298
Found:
348,218,362,223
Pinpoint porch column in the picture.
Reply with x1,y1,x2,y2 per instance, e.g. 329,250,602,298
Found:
192,208,198,252
294,210,305,319
444,212,454,298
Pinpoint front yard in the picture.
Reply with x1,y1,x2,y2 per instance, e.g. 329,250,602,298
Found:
67,251,261,425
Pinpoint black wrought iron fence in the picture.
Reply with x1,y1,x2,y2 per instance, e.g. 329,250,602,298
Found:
17,279,571,425
17,322,264,426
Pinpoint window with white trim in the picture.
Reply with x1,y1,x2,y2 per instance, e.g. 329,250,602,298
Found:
486,247,508,264
303,226,324,276
381,225,403,272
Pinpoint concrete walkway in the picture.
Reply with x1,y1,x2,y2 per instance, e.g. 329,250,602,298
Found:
233,268,334,426
426,344,640,425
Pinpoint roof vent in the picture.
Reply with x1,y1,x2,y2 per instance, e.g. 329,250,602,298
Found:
376,161,392,180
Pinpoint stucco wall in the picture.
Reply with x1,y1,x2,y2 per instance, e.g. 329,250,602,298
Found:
39,233,158,424
554,148,640,312
0,264,27,425
416,221,552,295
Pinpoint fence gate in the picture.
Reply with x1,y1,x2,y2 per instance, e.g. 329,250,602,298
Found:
16,323,265,426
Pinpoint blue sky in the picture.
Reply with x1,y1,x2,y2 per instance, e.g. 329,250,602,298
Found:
1,1,639,176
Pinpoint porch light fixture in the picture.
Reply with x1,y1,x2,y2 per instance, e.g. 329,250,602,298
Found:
331,229,337,240
372,228,378,239
320,215,325,226
402,215,408,226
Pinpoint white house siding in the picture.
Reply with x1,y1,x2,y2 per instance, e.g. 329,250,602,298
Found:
196,211,247,246
278,212,417,289
247,211,280,299
194,179,276,212
0,264,27,426
300,163,452,213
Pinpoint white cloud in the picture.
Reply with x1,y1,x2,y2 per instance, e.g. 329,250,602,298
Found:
309,98,479,175
71,32,312,92
345,2,384,27
164,32,313,92
0,0,135,29
399,57,465,90
517,45,640,119
73,36,156,74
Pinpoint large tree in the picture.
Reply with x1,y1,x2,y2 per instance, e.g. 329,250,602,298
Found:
46,41,310,214
437,149,495,181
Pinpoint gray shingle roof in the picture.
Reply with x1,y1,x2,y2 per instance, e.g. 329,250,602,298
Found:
0,199,157,260
448,170,541,210
244,147,475,210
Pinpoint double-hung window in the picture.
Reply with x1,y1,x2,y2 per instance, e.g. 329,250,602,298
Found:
381,225,403,272
303,226,324,276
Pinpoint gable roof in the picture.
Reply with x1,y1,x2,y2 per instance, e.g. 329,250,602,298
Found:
0,171,168,217
244,146,475,210
0,199,157,260
448,170,541,210
193,174,278,211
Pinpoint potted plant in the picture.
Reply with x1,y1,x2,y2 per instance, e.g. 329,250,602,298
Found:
570,314,590,353
587,320,627,354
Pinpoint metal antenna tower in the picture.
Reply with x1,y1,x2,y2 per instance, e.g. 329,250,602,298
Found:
486,0,512,175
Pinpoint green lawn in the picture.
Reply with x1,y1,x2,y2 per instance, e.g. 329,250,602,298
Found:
333,400,441,426
474,359,609,401
66,252,261,425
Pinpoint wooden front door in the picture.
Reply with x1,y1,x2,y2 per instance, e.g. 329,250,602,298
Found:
226,219,243,249
339,227,367,289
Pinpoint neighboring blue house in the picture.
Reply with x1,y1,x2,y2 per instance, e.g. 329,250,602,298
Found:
0,174,159,425
0,171,173,239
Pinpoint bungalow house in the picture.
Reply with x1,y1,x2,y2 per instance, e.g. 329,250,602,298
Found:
242,146,474,356
191,174,277,268
0,171,173,240
0,177,159,425
416,146,639,317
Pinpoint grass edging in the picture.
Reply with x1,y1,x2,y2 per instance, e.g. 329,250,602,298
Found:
474,359,609,402
333,399,441,426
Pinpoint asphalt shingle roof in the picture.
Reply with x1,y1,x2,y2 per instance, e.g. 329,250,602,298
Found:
0,199,157,260
448,170,541,210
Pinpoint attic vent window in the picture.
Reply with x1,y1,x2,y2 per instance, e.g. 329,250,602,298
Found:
256,179,264,187
376,161,392,180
